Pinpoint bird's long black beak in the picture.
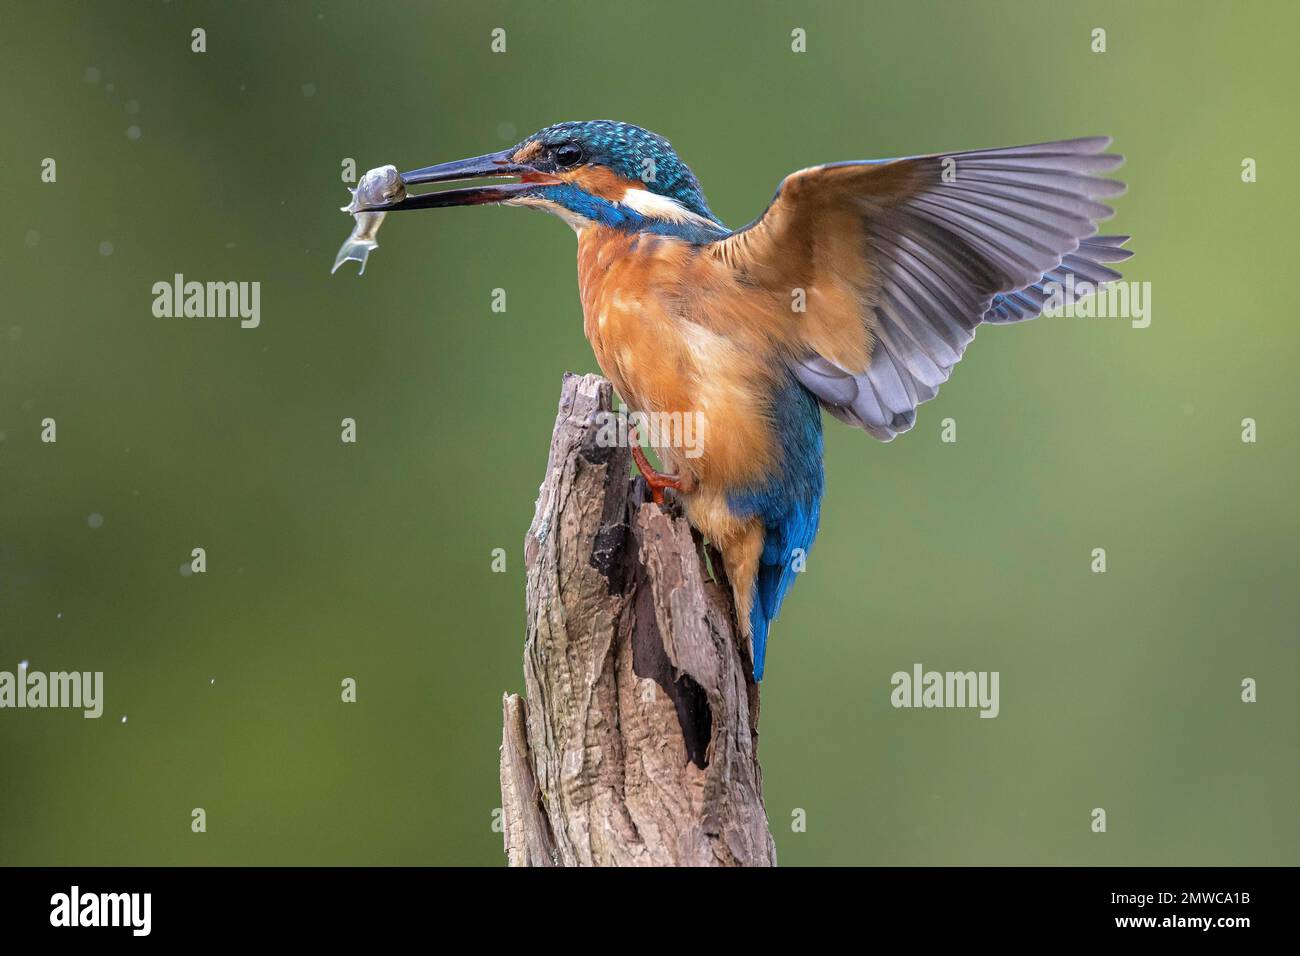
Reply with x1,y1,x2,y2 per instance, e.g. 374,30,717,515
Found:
374,148,554,211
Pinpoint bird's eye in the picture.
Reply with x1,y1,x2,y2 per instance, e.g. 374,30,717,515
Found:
554,143,584,168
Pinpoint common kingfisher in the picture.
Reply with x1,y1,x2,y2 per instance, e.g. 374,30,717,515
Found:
366,121,1131,681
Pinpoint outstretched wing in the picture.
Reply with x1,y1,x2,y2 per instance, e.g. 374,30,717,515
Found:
713,138,1131,440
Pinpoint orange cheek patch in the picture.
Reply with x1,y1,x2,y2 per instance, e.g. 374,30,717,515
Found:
566,166,641,202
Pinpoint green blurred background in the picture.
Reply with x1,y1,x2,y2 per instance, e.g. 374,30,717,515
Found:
1,0,1296,866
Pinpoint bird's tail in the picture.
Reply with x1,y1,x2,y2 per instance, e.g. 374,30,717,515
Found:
749,564,785,682
747,494,821,682
750,599,773,682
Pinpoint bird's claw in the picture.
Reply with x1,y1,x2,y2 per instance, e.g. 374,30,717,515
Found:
629,426,683,507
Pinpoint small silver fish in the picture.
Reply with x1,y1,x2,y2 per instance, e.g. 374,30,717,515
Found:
332,165,407,275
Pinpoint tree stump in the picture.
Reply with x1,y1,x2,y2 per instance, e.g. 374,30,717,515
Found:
499,373,775,867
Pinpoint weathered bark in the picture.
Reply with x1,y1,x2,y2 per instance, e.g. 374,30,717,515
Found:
499,373,775,867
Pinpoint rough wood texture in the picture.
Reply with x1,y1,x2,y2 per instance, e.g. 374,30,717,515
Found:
499,373,775,867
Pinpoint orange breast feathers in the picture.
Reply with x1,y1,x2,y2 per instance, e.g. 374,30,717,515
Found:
576,227,805,498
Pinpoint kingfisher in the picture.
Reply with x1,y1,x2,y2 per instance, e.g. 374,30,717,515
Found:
363,121,1130,681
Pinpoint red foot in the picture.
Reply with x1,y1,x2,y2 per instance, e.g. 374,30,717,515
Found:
629,426,684,506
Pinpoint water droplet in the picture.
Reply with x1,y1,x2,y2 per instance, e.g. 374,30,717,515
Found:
209,678,215,685
126,125,141,141
87,513,104,529
179,563,193,577
24,230,40,248
301,82,317,97
120,715,128,724
84,66,101,84
98,241,114,257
